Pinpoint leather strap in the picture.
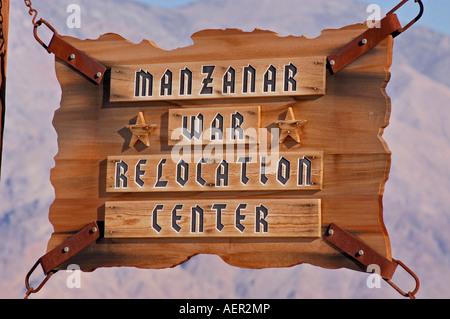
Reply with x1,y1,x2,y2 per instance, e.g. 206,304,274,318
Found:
39,222,100,274
25,222,100,298
47,34,107,84
327,13,402,74
33,19,106,84
324,223,398,280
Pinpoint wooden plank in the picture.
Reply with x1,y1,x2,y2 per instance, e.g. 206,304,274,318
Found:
110,56,326,102
168,105,260,145
106,152,323,193
105,199,321,238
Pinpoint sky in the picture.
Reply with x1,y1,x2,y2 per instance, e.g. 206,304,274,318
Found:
133,0,450,35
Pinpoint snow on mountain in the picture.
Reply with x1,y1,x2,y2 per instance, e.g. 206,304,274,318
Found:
1,0,449,299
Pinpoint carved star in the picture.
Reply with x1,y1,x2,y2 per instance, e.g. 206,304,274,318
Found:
274,107,307,144
126,112,157,147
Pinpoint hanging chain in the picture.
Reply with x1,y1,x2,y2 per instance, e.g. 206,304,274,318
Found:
24,0,41,27
23,0,58,51
0,1,4,54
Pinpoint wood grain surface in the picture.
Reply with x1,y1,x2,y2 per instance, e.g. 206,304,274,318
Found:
48,24,394,273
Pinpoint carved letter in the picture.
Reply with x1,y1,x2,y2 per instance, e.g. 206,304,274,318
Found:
277,157,290,185
115,160,128,188
255,205,269,233
231,111,244,141
172,204,183,233
211,113,224,141
183,113,203,140
260,156,268,185
298,156,312,186
200,65,215,95
180,67,193,95
135,69,153,97
216,160,229,187
243,64,256,93
237,157,252,185
212,203,226,232
191,205,204,233
155,159,168,188
223,66,235,94
176,159,189,187
152,204,163,233
263,65,276,92
235,204,247,232
284,63,297,92
135,159,147,187
160,69,173,96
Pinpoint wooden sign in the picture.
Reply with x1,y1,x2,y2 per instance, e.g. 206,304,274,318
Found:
105,199,321,238
110,57,326,102
168,106,261,145
106,152,323,192
48,25,394,273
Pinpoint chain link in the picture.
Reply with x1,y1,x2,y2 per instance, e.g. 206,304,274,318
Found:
0,1,4,53
23,0,58,51
24,0,41,27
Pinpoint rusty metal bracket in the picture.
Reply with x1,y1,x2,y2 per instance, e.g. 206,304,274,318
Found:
388,0,424,38
24,221,100,299
327,13,402,74
33,18,107,84
324,223,420,299
327,0,423,74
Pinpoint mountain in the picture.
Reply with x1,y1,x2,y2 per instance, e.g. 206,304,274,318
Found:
1,0,449,299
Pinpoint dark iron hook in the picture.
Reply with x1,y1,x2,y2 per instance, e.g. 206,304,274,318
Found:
388,0,424,37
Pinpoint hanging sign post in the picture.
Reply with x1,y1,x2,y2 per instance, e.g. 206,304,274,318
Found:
23,0,423,299
0,0,9,177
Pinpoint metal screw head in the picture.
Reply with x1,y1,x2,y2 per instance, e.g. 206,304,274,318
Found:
68,53,76,60
328,229,334,235
357,250,364,256
329,60,336,66
63,247,69,253
95,72,102,79
361,38,368,45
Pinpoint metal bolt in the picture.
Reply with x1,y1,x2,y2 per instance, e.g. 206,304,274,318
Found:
91,227,98,233
328,229,334,235
95,72,102,79
357,250,364,256
329,60,335,66
63,246,69,253
68,53,76,60
361,38,368,45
